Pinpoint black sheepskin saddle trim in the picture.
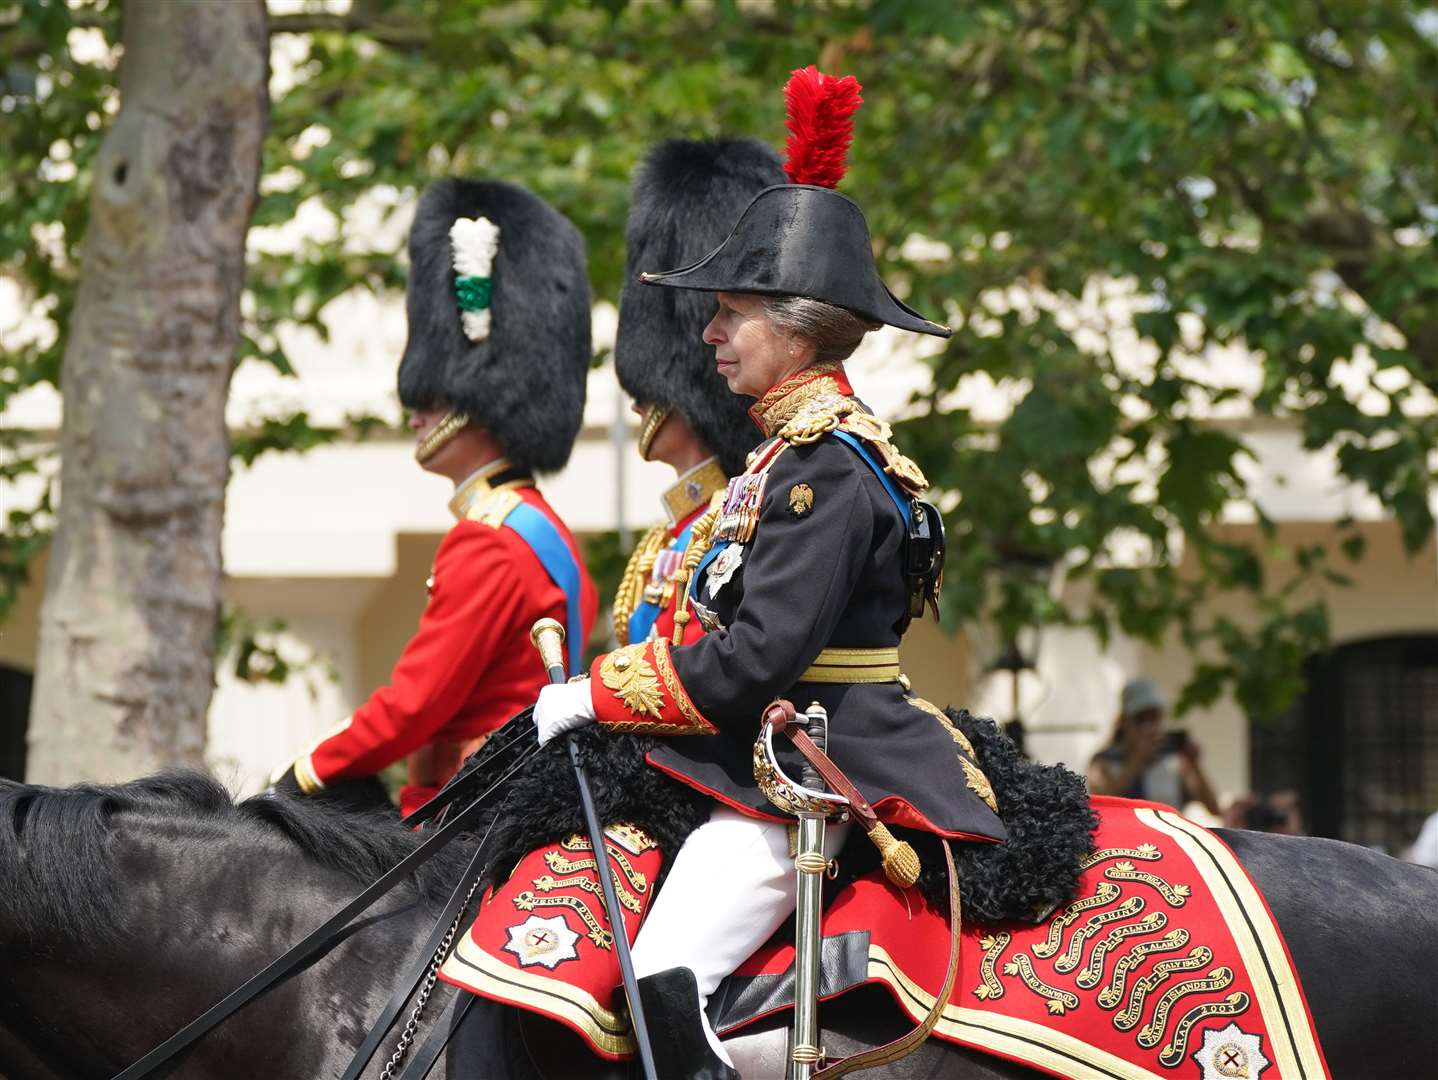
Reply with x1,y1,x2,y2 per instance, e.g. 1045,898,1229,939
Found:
462,720,710,893
844,710,1099,923
466,708,1095,925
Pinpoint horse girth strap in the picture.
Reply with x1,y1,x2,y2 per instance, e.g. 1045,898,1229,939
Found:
811,839,962,1079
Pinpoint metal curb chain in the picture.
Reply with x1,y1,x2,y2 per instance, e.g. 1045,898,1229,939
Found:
379,874,484,1079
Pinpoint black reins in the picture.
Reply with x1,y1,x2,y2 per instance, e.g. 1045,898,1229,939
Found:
111,718,542,1080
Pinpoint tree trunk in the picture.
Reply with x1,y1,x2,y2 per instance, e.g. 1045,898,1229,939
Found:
26,0,268,784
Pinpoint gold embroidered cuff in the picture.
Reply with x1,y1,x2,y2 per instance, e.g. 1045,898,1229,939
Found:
591,640,716,735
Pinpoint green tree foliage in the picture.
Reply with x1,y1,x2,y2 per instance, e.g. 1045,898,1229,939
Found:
3,0,1434,720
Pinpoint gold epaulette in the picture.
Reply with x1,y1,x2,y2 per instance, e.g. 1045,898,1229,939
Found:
464,488,524,529
775,389,928,498
838,411,929,497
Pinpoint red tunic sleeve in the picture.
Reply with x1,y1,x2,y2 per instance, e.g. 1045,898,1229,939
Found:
298,522,531,788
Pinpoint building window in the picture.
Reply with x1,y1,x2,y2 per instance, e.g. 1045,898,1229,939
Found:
0,663,32,781
1252,635,1438,853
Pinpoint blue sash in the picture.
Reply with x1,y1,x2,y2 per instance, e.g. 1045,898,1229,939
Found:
503,501,584,676
832,430,913,527
690,433,913,602
628,516,701,644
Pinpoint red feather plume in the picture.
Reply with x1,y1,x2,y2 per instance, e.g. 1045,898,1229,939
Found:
782,65,864,188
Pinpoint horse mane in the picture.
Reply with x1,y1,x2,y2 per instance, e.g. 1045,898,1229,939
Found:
0,770,468,944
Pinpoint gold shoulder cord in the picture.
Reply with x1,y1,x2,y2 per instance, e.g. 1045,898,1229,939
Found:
838,411,929,497
668,507,721,646
611,524,668,646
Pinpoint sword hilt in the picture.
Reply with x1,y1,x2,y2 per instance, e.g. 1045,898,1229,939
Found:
800,701,827,791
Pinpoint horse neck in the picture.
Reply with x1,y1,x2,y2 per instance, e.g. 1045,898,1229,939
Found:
0,813,435,1078
0,1022,67,1080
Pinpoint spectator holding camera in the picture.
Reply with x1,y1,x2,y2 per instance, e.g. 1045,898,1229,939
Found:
1087,677,1221,816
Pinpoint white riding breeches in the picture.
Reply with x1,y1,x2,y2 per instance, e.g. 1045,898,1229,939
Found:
630,805,850,1064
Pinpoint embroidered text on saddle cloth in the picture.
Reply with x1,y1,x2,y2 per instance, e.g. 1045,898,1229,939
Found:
437,824,661,1059
725,798,1330,1080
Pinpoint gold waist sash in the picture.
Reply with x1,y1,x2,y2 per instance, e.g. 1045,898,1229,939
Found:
800,646,901,684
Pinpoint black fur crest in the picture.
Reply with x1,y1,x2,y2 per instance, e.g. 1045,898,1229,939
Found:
398,179,591,474
0,772,465,944
617,139,785,476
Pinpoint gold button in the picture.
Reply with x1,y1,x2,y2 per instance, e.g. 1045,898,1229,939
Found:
613,653,632,671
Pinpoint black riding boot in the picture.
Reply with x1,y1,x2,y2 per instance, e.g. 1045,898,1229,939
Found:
632,967,739,1080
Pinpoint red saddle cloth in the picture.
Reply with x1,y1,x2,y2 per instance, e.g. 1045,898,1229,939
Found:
438,825,661,1059
440,799,1332,1079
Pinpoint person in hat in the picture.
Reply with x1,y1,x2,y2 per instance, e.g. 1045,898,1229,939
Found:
611,137,786,654
273,179,598,818
1087,676,1220,815
532,69,1006,1078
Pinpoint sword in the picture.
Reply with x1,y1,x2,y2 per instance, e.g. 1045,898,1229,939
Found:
789,701,831,1080
530,618,658,1080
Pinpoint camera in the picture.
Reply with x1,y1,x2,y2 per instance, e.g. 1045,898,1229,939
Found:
1161,730,1190,755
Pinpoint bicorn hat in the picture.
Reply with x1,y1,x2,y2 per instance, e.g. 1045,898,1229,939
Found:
616,138,787,476
640,67,950,339
398,179,592,473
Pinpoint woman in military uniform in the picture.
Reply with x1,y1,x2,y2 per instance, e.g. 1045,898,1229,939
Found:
533,69,1005,1079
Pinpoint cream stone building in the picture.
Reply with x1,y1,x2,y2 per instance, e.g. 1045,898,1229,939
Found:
2,275,1435,853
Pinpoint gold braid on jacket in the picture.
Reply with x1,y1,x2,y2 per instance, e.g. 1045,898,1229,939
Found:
668,507,721,646
611,524,668,647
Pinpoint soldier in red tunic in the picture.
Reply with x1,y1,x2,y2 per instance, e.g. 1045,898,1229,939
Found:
611,138,786,652
273,180,598,817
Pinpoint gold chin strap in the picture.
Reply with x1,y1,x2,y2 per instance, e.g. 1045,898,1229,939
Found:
636,405,671,460
415,409,470,464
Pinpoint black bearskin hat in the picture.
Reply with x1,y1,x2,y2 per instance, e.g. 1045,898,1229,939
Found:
616,139,785,476
398,179,591,474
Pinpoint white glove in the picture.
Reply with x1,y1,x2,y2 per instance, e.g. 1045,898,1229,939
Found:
534,679,597,747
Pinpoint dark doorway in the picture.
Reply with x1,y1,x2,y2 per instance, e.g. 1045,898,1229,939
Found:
0,663,33,781
1251,635,1438,853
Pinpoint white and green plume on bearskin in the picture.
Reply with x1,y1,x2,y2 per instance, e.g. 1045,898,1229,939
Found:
398,179,590,474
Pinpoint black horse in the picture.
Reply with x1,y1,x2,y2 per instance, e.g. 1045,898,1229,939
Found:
1,763,1436,1078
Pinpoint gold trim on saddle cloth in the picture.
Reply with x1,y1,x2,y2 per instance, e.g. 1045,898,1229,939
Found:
868,945,1166,1080
800,646,901,684
441,931,635,1056
1136,809,1328,1079
859,808,1328,1080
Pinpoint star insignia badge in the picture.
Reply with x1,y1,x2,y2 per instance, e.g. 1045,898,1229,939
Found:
706,544,743,597
503,914,580,970
1194,1022,1269,1079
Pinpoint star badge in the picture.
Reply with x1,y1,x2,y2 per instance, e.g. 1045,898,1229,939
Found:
502,914,580,970
706,544,743,597
1194,1022,1269,1079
